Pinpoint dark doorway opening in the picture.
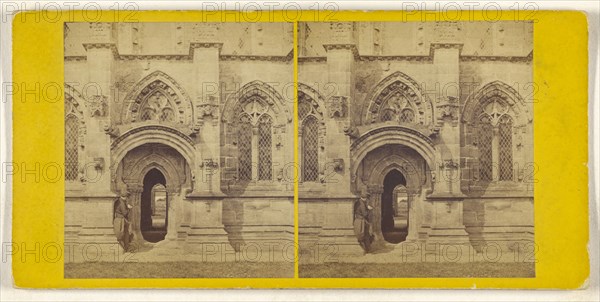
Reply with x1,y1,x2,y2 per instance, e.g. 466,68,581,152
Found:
141,168,168,243
381,169,409,244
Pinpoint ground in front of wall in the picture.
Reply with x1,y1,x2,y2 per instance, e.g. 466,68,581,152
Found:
299,262,535,278
64,261,294,278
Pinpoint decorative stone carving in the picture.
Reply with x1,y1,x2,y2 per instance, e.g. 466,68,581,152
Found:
299,90,325,120
332,158,344,173
437,97,460,118
199,159,219,169
196,95,220,129
88,95,108,117
462,80,532,126
327,96,347,118
93,157,105,171
439,159,459,170
429,126,441,138
436,96,460,126
110,125,194,149
221,80,292,124
122,71,194,126
365,71,433,126
350,125,435,150
103,123,120,138
343,125,359,139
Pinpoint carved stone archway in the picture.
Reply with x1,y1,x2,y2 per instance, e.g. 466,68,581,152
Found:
111,125,197,182
357,148,431,246
351,126,438,180
116,143,191,243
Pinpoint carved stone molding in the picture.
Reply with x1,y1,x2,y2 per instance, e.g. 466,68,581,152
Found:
350,125,434,150
73,42,291,63
110,125,194,149
298,56,327,63
220,49,293,62
322,44,359,59
461,50,532,63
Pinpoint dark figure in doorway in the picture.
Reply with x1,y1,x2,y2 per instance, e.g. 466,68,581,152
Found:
113,191,133,252
353,192,374,254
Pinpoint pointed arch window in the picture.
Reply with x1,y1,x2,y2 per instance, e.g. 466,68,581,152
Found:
257,115,273,181
65,115,79,181
477,115,493,181
298,91,324,183
498,116,514,181
475,98,514,182
302,116,319,182
399,108,415,123
64,91,84,183
234,97,274,181
138,90,177,123
376,92,420,124
237,114,253,181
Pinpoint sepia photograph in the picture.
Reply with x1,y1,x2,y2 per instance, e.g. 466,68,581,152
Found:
5,2,594,295
63,22,295,278
297,21,535,278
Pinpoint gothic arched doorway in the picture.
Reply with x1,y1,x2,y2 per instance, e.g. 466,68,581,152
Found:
353,142,433,248
381,169,409,244
141,169,167,243
115,143,191,244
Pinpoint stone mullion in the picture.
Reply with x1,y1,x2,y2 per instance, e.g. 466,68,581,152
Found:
492,126,500,181
251,126,259,181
